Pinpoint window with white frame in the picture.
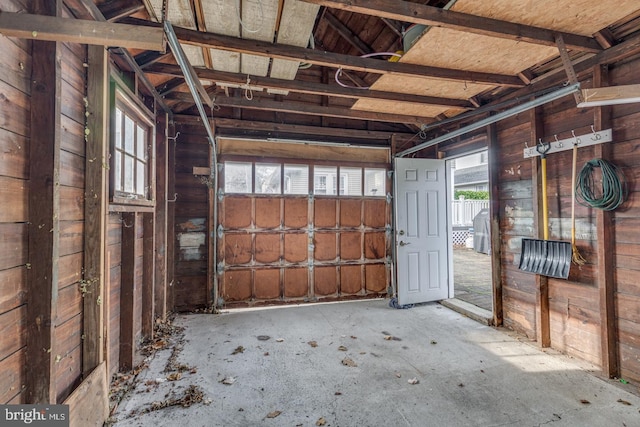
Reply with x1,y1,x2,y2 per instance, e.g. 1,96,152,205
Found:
112,93,154,203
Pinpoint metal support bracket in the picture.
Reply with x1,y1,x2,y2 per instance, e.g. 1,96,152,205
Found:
556,34,585,105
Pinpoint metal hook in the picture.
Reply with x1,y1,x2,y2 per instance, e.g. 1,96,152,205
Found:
571,130,581,146
536,138,550,158
554,134,563,148
167,193,178,203
590,125,601,140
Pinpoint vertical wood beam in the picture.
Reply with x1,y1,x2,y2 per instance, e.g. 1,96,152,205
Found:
119,212,136,370
530,107,550,347
83,45,109,376
26,0,61,404
142,213,155,337
487,123,503,326
167,123,177,311
207,131,216,308
154,113,169,319
593,64,618,378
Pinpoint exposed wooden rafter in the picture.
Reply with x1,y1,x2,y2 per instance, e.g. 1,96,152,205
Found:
123,18,524,87
146,62,475,108
324,10,373,54
98,0,146,22
302,0,603,53
166,91,431,125
0,12,165,51
135,51,172,69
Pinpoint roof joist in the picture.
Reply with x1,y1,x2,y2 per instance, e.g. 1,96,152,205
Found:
145,63,475,109
302,0,603,53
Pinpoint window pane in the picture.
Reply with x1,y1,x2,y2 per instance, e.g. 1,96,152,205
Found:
137,125,146,160
124,155,134,193
341,167,362,196
124,115,135,155
114,151,122,191
255,163,281,194
284,164,309,195
365,168,386,196
136,160,146,196
115,109,123,149
314,166,337,195
224,162,252,193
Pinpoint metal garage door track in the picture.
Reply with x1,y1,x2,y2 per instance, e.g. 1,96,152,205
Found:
109,300,640,426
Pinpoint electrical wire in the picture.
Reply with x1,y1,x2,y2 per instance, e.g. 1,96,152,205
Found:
575,158,627,211
334,52,403,89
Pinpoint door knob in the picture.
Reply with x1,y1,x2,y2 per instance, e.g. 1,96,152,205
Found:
398,230,405,236
399,241,410,246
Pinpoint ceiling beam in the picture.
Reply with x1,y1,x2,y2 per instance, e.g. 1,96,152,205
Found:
173,24,524,87
302,0,602,53
157,77,186,96
0,12,164,51
124,18,523,87
176,115,414,142
146,62,475,108
167,92,432,125
135,51,173,69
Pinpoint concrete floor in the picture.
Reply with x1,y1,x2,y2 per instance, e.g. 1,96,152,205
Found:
453,247,493,312
110,300,640,427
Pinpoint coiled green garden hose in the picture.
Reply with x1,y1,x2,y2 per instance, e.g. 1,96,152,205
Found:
575,158,627,211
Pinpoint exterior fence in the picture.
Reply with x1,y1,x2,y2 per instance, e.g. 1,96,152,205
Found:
451,199,489,226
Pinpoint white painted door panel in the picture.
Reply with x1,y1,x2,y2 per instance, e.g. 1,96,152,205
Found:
395,158,449,305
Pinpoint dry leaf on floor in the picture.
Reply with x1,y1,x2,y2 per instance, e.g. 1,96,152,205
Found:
257,335,271,341
276,338,285,342
220,376,236,385
384,335,393,340
395,373,402,378
430,340,437,345
266,410,282,418
408,378,419,385
617,399,632,405
338,345,348,351
316,417,327,426
264,352,269,356
350,336,357,339
308,341,318,348
580,399,590,404
335,392,342,395
341,357,357,367
232,346,245,355
167,372,182,381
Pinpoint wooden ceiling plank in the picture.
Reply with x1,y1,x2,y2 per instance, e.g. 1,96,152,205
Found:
300,0,602,53
166,92,431,124
0,12,165,51
164,22,524,87
146,63,475,108
135,51,172,69
325,10,373,55
99,0,146,22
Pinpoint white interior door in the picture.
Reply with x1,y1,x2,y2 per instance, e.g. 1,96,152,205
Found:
395,158,449,305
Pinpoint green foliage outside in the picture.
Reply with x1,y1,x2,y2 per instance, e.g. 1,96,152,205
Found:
454,190,489,200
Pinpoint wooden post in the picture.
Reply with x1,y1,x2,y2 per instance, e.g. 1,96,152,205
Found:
119,212,136,370
487,123,503,326
154,113,169,319
207,124,217,308
593,64,618,378
530,107,550,347
167,122,176,311
142,213,155,337
83,44,108,376
26,0,61,404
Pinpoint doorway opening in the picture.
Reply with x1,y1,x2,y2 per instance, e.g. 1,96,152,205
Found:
448,151,493,312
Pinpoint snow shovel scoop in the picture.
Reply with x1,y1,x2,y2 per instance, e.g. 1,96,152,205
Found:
519,141,572,279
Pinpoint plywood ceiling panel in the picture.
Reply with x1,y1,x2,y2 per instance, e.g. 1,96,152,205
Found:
455,0,640,36
353,0,640,119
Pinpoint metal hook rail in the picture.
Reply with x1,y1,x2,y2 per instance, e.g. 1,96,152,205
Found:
523,128,612,158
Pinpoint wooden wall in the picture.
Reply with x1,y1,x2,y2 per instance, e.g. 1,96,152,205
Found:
0,0,30,404
172,123,211,311
496,56,640,382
